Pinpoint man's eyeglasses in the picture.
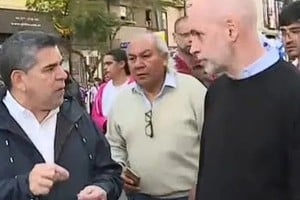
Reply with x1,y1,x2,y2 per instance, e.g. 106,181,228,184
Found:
280,25,300,38
145,110,153,138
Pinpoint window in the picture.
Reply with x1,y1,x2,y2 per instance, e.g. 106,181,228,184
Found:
145,9,152,27
161,11,167,30
120,5,134,21
263,0,284,29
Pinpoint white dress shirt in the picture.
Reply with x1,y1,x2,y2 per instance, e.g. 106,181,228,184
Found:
102,79,132,117
3,91,59,163
292,58,299,69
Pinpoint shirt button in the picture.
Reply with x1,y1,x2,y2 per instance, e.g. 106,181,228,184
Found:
9,157,14,163
82,138,87,143
75,123,79,129
5,140,9,146
89,154,93,160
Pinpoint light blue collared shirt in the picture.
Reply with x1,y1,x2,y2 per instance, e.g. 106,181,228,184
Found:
132,71,177,110
239,48,280,79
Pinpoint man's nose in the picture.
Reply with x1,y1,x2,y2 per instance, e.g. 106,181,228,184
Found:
103,66,108,72
59,66,68,80
187,34,193,43
190,42,200,57
134,57,145,68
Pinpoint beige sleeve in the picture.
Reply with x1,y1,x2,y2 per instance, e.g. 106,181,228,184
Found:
105,105,128,166
191,81,207,138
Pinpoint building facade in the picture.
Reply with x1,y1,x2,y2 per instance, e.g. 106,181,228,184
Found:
110,0,294,47
2,0,294,82
256,0,285,36
0,0,57,43
109,0,184,48
0,0,26,10
257,0,300,37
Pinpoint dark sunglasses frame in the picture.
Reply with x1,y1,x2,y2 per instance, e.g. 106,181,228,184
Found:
145,110,153,138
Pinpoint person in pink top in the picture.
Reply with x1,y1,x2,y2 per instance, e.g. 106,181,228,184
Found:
92,48,133,133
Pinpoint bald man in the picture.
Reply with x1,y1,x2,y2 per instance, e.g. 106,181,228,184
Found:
188,0,300,200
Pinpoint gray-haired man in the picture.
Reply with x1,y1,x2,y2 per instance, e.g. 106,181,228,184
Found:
0,31,122,200
106,33,206,200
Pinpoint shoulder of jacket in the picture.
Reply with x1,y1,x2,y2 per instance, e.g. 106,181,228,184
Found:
60,98,85,118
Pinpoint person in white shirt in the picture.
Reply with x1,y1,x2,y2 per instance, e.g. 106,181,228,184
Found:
92,48,134,133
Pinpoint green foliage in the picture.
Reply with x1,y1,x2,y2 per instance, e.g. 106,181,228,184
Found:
26,0,121,46
26,0,185,44
73,10,121,43
26,0,185,80
122,0,184,10
26,0,68,13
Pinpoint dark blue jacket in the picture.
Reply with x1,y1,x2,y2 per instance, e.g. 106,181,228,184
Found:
0,89,122,200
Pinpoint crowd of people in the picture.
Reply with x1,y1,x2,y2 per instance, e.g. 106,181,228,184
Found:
0,0,300,200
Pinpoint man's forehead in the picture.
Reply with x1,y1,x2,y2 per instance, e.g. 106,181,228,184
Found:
35,45,60,56
188,0,210,11
128,37,154,53
127,46,153,55
176,18,189,27
34,46,62,63
188,0,211,21
187,13,207,30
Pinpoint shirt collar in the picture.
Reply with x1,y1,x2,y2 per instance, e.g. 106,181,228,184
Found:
239,48,279,80
3,90,27,117
174,54,192,75
132,70,177,94
3,91,60,123
292,58,299,68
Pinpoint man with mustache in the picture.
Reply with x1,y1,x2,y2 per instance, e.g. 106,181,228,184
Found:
173,16,195,75
173,16,215,87
106,33,206,200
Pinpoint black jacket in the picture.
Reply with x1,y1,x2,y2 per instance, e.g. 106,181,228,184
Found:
0,89,122,200
64,77,85,108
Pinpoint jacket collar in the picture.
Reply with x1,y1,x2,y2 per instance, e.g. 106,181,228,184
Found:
0,88,85,161
0,89,30,141
55,97,84,161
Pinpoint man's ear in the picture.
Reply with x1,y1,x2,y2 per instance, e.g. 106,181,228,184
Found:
162,52,168,66
226,18,239,42
119,60,126,69
10,70,26,92
173,32,178,42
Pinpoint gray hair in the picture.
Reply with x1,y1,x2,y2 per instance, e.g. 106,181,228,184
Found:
150,33,176,72
0,30,61,89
